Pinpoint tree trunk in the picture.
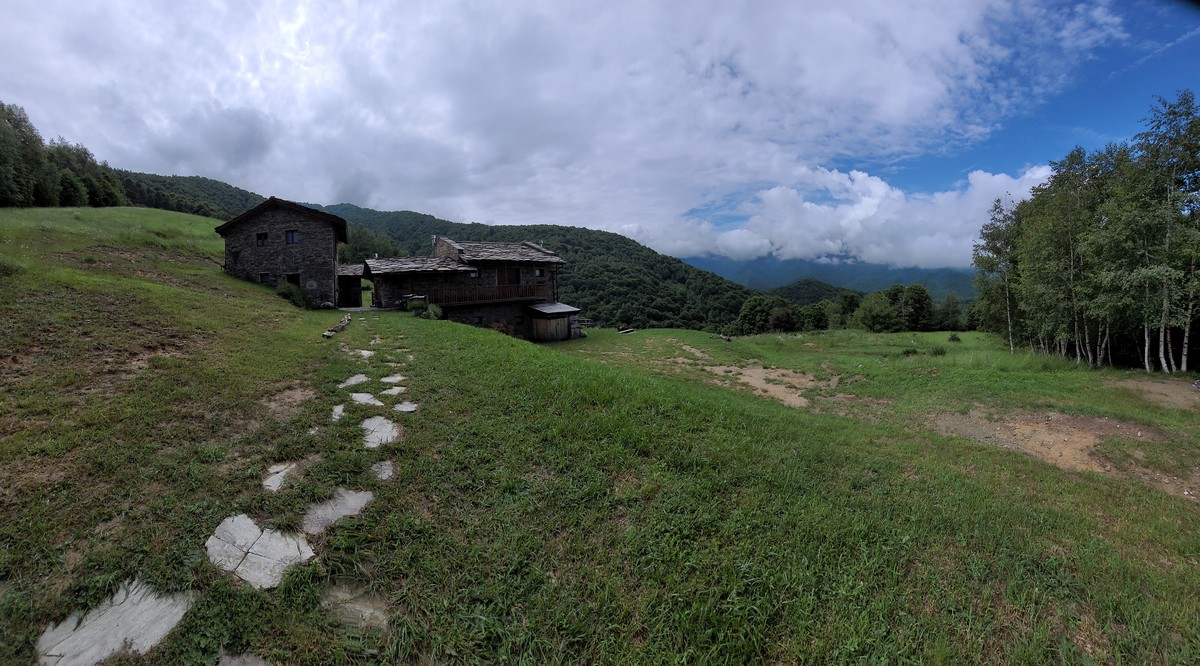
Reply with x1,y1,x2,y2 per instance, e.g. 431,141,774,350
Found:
1144,322,1152,373
1159,284,1171,373
1003,277,1014,353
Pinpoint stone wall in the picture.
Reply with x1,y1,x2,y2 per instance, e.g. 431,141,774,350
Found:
223,209,339,305
442,303,531,338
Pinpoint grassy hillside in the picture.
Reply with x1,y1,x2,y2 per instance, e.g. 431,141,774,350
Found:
2,208,1199,662
316,203,758,331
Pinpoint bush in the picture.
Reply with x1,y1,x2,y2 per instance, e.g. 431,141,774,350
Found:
421,304,443,320
929,346,947,356
275,282,308,308
901,348,920,356
948,332,962,343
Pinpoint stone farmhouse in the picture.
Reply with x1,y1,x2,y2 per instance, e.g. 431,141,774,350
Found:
217,200,583,340
215,197,348,307
365,236,583,340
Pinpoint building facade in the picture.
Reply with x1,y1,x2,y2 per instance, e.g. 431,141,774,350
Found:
215,197,348,306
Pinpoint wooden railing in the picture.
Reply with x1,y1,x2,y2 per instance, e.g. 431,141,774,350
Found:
424,284,551,305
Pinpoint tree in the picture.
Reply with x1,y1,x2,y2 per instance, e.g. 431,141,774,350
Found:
904,284,935,331
852,291,903,332
973,198,1021,352
934,292,963,331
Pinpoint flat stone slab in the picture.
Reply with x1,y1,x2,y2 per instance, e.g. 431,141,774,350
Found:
331,404,344,421
354,349,375,358
263,462,299,492
380,386,407,396
380,375,406,383
205,514,314,589
337,374,369,388
371,460,395,481
323,583,389,630
393,401,419,413
302,489,374,535
351,393,383,406
361,416,400,449
37,579,193,666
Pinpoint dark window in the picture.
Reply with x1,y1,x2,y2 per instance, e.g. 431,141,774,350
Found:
286,229,299,245
231,250,240,263
469,271,478,279
256,232,268,246
534,268,544,277
258,272,270,283
286,273,301,286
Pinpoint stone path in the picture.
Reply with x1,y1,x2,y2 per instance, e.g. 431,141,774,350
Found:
263,462,299,492
338,374,369,388
302,489,374,535
38,327,418,661
37,579,194,666
205,514,315,589
361,416,401,448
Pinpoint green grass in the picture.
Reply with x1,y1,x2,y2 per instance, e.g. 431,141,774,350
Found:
2,208,1200,663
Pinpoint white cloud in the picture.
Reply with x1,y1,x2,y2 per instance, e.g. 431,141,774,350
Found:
0,0,1123,266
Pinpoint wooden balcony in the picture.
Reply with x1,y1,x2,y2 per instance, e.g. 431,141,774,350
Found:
424,284,551,306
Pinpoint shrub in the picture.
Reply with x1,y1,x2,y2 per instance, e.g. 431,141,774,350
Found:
421,304,443,320
948,332,962,343
929,346,947,356
901,348,920,356
275,282,308,308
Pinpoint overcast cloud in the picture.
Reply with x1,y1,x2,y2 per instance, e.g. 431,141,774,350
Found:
0,0,1130,267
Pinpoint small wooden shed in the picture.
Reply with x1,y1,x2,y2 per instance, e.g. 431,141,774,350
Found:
529,302,582,341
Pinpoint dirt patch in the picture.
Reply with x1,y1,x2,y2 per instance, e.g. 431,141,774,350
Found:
1111,377,1200,411
680,344,710,360
263,386,317,421
932,408,1159,474
706,365,823,408
124,344,185,375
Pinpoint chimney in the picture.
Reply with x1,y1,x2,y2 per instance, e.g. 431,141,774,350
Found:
373,253,378,259
432,234,438,249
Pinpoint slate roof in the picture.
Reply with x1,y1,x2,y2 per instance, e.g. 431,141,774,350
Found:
529,302,581,316
446,239,565,264
215,197,348,243
364,257,478,275
338,264,364,277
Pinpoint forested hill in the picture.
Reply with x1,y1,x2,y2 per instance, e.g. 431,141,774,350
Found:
316,203,757,330
769,277,861,306
117,171,264,220
684,255,975,299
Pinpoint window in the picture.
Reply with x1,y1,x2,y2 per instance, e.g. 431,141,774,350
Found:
285,229,299,245
534,268,545,278
469,271,478,279
258,272,270,283
231,250,240,263
286,273,301,286
256,232,268,246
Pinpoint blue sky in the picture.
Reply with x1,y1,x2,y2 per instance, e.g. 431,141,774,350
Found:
1,0,1198,267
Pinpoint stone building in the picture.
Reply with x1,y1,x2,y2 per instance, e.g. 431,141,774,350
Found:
215,197,348,306
363,236,583,340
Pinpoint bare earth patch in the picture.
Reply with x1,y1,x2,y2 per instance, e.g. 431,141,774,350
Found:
932,409,1199,500
705,365,819,408
932,408,1156,474
263,386,316,421
1110,377,1200,410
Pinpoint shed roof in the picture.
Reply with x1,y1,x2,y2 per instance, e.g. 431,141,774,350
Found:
529,302,581,316
215,197,348,243
443,239,564,264
364,257,478,276
338,263,364,277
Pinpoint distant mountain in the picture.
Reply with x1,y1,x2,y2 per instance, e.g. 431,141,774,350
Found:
683,255,975,299
768,278,861,306
315,204,758,331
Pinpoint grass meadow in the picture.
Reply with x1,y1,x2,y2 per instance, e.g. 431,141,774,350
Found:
1,208,1199,663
